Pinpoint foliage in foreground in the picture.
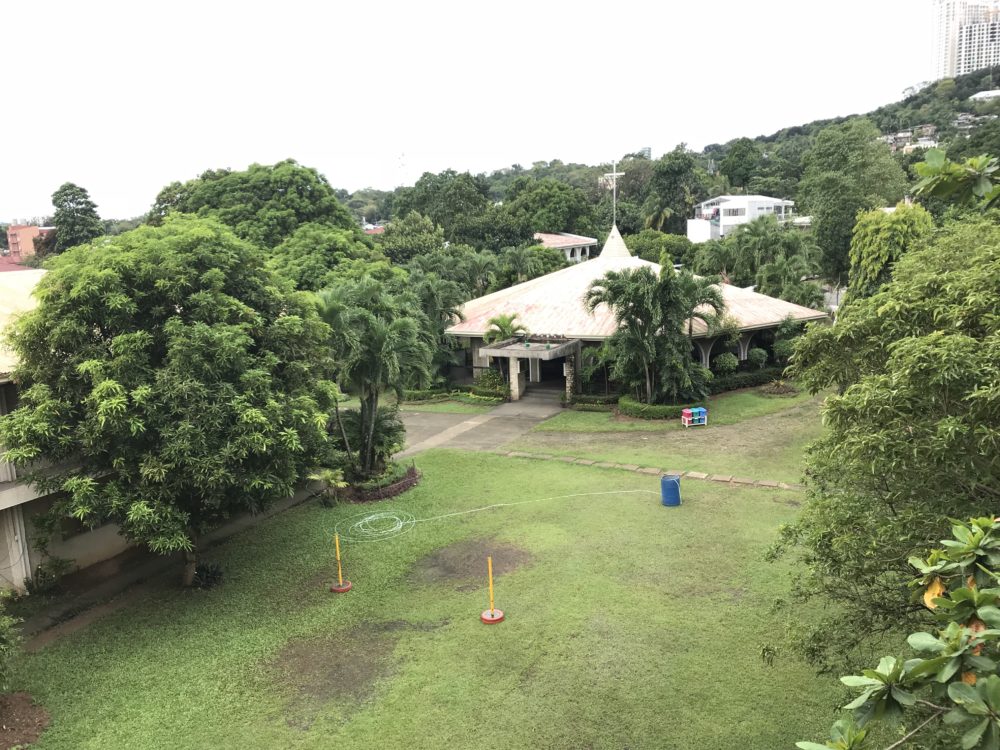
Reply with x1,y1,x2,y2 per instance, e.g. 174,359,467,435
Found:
0,215,339,584
778,218,1000,672
0,592,18,692
799,518,1000,750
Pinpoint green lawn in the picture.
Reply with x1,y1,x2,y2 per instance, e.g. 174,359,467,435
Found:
509,390,825,484
398,400,494,415
19,450,840,749
536,388,816,433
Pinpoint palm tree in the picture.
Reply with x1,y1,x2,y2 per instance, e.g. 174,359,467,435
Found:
483,312,529,344
501,246,543,283
483,313,529,382
467,252,498,296
586,266,724,404
317,277,434,478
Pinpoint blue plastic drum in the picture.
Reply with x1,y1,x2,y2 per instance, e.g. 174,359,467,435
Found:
660,475,681,506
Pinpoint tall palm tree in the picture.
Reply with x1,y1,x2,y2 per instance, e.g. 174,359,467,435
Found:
586,266,724,404
317,277,434,477
467,251,498,295
501,246,543,283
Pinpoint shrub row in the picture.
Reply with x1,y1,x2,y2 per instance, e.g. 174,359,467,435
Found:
569,402,616,412
707,366,785,395
402,388,449,402
571,393,620,405
617,395,695,420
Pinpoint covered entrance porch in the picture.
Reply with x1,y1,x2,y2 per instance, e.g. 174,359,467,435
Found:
478,336,583,401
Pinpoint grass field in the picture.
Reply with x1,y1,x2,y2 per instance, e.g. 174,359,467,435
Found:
397,400,494,415
509,389,825,484
18,450,840,749
536,388,816,433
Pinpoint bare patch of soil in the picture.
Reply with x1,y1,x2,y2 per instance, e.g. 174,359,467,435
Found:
408,538,534,588
0,693,50,749
270,620,445,728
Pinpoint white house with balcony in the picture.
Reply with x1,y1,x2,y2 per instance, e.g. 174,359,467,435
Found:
686,195,796,243
532,232,599,263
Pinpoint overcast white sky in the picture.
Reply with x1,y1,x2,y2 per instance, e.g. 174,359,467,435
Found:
3,0,930,221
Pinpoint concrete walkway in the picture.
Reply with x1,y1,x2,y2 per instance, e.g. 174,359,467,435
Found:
398,391,563,457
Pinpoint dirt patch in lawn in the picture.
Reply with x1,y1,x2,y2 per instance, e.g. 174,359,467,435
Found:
0,693,50,749
409,538,534,588
271,620,446,728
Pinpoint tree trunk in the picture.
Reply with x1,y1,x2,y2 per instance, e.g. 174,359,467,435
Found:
361,392,379,477
182,543,198,587
644,364,653,405
333,398,357,473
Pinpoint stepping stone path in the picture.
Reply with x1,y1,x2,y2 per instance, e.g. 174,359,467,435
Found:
494,450,806,491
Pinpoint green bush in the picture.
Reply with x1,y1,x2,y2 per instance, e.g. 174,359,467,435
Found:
570,403,616,412
572,393,620,405
618,395,696,420
0,591,19,692
401,388,449,402
773,338,796,364
475,369,506,391
747,347,768,370
712,352,739,375
707,367,784,394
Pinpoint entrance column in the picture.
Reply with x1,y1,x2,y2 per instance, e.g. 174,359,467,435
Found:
694,337,718,369
529,358,540,382
509,357,522,401
738,332,754,361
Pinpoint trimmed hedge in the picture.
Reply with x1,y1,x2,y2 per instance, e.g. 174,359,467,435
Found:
618,395,695,420
572,393,620,405
707,366,784,395
402,388,449,402
570,402,616,412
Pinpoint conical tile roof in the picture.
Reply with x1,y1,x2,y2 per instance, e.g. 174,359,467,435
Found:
599,225,631,258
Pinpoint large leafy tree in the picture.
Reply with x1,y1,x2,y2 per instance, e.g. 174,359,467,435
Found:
846,202,934,300
376,211,446,264
720,137,763,188
586,267,720,404
392,170,490,235
51,182,104,253
642,147,708,234
798,119,908,283
148,160,355,248
775,218,1000,673
268,222,384,291
504,177,597,236
316,277,434,478
0,215,337,585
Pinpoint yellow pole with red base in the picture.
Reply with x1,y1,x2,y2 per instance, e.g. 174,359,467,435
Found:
480,555,504,623
330,533,352,593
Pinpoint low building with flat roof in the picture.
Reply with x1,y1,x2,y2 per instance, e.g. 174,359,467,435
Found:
532,232,598,263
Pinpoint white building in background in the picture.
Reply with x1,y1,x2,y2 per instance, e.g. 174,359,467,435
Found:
532,232,599,263
934,0,1000,79
958,18,1000,73
686,195,795,244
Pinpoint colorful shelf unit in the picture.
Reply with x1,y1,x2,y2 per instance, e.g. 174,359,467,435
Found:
681,407,708,427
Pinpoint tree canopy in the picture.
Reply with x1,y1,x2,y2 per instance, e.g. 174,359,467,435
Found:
777,217,1000,672
51,182,104,253
0,215,338,584
148,160,355,248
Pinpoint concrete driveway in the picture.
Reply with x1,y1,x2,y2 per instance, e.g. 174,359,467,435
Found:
398,393,563,457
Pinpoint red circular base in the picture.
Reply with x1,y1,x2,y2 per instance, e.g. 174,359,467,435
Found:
481,609,505,624
330,581,352,593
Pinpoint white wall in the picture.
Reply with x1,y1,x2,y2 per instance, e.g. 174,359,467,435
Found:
687,219,715,244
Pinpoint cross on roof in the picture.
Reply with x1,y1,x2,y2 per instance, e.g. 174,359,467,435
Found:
603,160,625,226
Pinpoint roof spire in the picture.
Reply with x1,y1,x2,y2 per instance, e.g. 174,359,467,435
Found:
599,225,631,258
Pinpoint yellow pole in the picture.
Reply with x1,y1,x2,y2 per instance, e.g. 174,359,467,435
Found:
487,556,495,616
335,533,344,586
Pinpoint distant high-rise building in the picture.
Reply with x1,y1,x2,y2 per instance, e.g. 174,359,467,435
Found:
638,146,651,159
933,0,1000,79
